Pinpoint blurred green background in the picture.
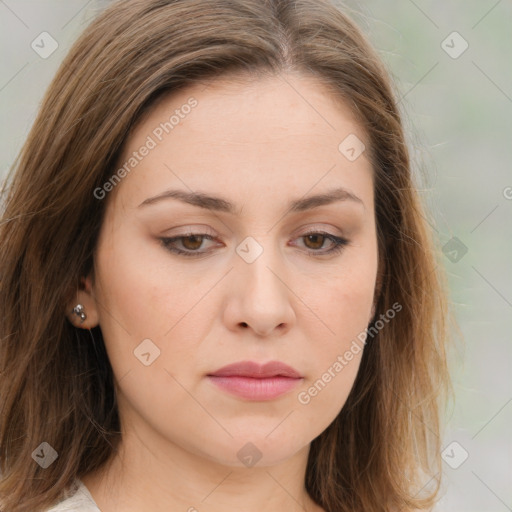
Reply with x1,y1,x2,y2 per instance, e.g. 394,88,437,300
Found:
1,1,511,510
340,2,512,510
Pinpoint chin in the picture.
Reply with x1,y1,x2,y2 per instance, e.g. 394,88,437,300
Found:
199,432,311,469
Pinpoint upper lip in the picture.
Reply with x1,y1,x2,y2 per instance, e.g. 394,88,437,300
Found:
208,360,303,379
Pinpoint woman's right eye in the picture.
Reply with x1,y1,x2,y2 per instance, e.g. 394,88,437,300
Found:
160,233,218,257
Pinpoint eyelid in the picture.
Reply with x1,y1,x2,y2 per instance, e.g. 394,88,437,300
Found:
161,225,345,244
161,225,217,237
295,223,345,237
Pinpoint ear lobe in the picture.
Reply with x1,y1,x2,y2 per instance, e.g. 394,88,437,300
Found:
65,275,100,329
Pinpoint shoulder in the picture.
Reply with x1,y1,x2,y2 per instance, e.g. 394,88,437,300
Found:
44,479,101,512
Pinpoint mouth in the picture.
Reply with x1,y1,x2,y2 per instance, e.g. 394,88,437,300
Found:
207,360,303,401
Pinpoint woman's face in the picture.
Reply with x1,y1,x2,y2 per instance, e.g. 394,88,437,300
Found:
82,72,378,468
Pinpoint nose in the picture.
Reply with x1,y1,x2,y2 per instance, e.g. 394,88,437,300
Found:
222,242,296,338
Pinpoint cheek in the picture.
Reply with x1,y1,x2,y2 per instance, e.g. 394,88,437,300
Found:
94,225,197,336
295,279,371,423
303,246,377,343
93,225,219,382
295,242,377,411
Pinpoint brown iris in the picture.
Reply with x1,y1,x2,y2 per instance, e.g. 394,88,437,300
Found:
181,235,204,250
303,233,326,250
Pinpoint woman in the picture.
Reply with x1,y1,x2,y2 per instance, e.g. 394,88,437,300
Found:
0,0,453,511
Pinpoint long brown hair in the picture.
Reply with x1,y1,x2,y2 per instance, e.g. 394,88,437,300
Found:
0,1,453,510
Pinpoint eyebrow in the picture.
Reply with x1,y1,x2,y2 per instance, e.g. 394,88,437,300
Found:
138,186,364,214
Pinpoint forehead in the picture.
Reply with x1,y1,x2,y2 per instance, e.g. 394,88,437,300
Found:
109,72,373,214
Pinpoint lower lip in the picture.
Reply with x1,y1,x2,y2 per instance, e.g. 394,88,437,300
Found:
207,375,302,401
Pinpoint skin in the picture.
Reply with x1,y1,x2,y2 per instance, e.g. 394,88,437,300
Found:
68,71,379,512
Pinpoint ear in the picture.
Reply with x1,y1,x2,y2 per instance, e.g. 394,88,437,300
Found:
65,275,100,329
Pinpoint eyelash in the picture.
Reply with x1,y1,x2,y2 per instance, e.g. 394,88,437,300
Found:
159,230,349,258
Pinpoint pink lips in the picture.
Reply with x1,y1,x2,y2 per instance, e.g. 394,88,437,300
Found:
207,360,303,401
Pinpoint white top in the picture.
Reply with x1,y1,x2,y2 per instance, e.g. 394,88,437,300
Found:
44,479,101,511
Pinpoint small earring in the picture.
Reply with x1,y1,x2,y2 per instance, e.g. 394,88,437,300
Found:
72,304,87,323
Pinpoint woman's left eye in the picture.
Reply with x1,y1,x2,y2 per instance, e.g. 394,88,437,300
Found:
294,231,349,256
159,231,349,258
